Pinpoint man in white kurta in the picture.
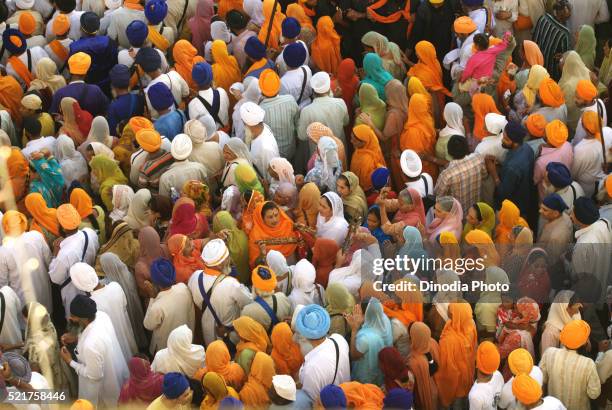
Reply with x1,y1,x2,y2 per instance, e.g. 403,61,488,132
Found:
240,102,280,182
571,134,608,198
0,286,24,347
62,295,128,407
69,262,137,363
105,4,147,48
187,239,252,346
158,134,208,197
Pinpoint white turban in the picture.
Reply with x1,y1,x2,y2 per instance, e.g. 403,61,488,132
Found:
171,134,193,160
240,101,265,126
70,262,99,292
201,238,229,267
16,0,34,9
104,0,121,10
184,120,207,144
311,72,330,94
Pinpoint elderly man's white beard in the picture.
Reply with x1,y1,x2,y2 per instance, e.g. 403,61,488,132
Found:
244,126,253,146
295,332,313,356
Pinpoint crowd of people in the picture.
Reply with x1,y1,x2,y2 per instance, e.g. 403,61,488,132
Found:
0,0,611,407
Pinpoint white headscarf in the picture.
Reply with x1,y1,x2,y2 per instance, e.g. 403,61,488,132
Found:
243,0,264,26
89,142,116,159
226,137,252,163
485,113,508,136
432,270,461,321
84,116,113,147
125,189,152,230
328,249,372,297
269,157,295,185
109,185,135,223
151,325,205,377
545,290,580,332
316,192,348,246
317,137,340,192
439,103,465,138
288,259,324,307
56,134,88,187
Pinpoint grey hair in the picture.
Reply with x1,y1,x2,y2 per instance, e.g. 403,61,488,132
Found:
398,188,413,204
437,196,455,212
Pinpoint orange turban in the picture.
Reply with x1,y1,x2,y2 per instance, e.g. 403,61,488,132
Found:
538,78,564,108
476,341,500,375
251,265,277,292
544,120,568,148
259,69,280,98
606,174,612,196
56,204,82,230
68,52,91,75
560,319,590,349
525,114,546,138
18,12,36,36
136,129,161,152
575,79,597,101
128,116,154,134
70,400,94,410
512,374,542,406
454,16,476,34
1,210,27,236
52,14,70,36
508,348,533,376
581,111,602,139
69,188,93,218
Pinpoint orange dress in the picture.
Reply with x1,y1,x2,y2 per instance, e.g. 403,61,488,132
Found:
247,202,297,267
311,16,341,75
399,93,438,180
350,124,387,192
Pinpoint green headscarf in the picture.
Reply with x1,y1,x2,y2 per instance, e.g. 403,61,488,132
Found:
326,282,355,315
89,155,129,210
234,163,265,195
339,171,368,222
575,25,596,70
212,211,250,284
356,82,387,130
462,202,496,240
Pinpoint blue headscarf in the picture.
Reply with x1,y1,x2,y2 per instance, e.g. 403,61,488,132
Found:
162,372,189,399
383,388,414,409
29,157,65,208
361,53,393,101
364,206,392,245
397,226,425,260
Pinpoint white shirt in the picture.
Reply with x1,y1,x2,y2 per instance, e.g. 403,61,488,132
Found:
70,311,129,407
45,10,84,41
469,6,496,34
90,282,138,363
568,0,609,37
0,247,22,305
0,286,24,347
499,366,544,410
21,137,57,160
118,48,169,76
449,32,476,81
250,124,279,182
48,228,99,318
299,334,350,402
187,87,230,129
468,370,504,410
158,160,208,198
571,138,607,198
405,173,434,198
573,100,608,146
572,219,612,301
145,71,190,119
555,182,585,211
6,46,49,89
280,65,313,109
532,396,568,410
475,135,508,163
106,7,147,49
187,270,252,346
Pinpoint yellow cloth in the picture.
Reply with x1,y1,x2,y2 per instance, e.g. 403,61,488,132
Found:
258,0,284,50
18,12,36,35
508,348,533,376
68,52,91,75
56,204,81,230
211,40,242,93
575,79,597,101
258,69,280,97
512,374,542,406
136,129,162,152
52,13,70,35
544,119,568,147
526,113,546,137
251,265,277,291
454,16,476,34
559,319,590,349
351,124,386,191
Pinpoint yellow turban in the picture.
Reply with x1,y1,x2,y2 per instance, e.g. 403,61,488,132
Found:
128,116,154,134
136,129,162,153
544,119,568,148
453,16,476,34
70,399,95,410
538,78,564,108
52,14,70,36
476,341,500,375
56,204,82,230
259,69,281,98
439,231,458,244
581,111,602,139
560,319,590,349
68,52,92,75
1,210,27,237
512,374,542,406
465,229,494,245
575,79,597,101
18,12,36,36
525,114,546,138
508,348,533,376
251,265,277,291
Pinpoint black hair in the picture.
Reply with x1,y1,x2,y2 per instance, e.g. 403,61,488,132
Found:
447,135,469,159
471,203,483,221
23,116,42,136
261,201,279,218
149,194,173,220
473,33,489,51
56,0,76,13
553,0,571,12
571,273,602,305
0,2,8,22
368,206,381,222
323,195,332,210
337,174,349,187
226,9,248,31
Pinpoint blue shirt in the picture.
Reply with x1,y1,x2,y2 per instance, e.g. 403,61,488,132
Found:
495,144,535,215
107,93,144,135
50,82,109,117
154,110,186,141
69,35,118,92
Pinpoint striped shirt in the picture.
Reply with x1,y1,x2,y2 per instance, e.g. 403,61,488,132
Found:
532,13,570,80
260,95,300,160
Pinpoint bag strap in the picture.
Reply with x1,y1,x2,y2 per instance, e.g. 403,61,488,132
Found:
176,0,190,35
165,74,179,108
26,49,32,73
0,291,5,336
198,271,226,327
330,336,340,384
196,93,225,128
570,183,577,204
297,66,307,105
60,231,89,290
254,295,279,330
421,174,429,196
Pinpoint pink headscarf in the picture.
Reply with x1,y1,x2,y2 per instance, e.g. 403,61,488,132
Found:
426,197,463,241
118,357,163,404
393,188,426,227
188,0,214,56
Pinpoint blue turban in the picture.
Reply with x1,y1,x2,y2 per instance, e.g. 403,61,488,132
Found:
371,167,390,191
573,197,600,225
147,82,175,111
163,373,189,399
462,0,484,5
192,61,213,87
135,47,162,72
145,0,168,25
295,304,330,340
320,385,346,409
219,397,244,410
110,64,130,88
281,17,301,39
383,389,414,410
245,36,266,60
283,42,306,68
70,294,97,319
80,11,100,34
150,257,176,288
504,120,526,143
2,28,26,55
542,193,568,213
546,162,571,188
126,20,148,47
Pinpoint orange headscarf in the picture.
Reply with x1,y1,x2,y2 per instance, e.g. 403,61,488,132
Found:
24,192,60,237
311,16,341,75
217,0,244,17
472,93,501,140
211,40,242,93
198,340,246,390
2,210,27,237
167,234,206,283
69,188,93,218
339,382,385,410
408,41,451,97
173,40,205,90
238,352,275,408
0,74,24,125
350,124,386,191
523,40,544,67
7,147,29,205
382,278,423,326
407,322,440,410
464,229,501,267
434,302,477,407
233,316,270,355
400,93,437,178
494,199,528,245
258,0,284,50
247,202,297,266
270,323,303,376
285,4,314,32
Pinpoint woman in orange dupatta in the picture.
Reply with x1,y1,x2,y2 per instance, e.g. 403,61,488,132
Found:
311,16,341,75
7,148,29,213
434,302,477,407
494,199,528,245
217,0,243,18
382,278,423,326
238,352,275,409
350,124,386,192
24,192,60,244
173,40,205,91
0,72,24,126
195,340,246,390
167,234,206,283
407,322,440,410
400,93,438,180
270,322,303,378
233,316,270,375
211,40,242,93
247,201,297,267
258,0,284,51
465,229,501,268
472,93,501,141
241,190,264,235
339,382,385,410
285,4,315,37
